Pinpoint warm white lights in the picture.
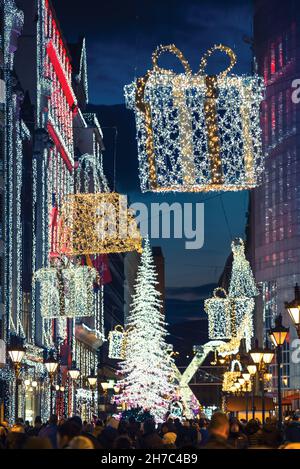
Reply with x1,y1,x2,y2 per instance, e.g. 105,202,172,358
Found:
125,44,264,193
68,368,80,381
34,260,97,318
8,349,25,365
117,239,176,421
205,238,257,355
59,192,142,255
87,375,97,388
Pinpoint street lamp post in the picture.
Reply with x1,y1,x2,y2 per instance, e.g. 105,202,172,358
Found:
68,362,80,416
44,351,59,417
242,372,251,421
269,315,289,431
87,369,97,420
285,284,300,338
8,341,25,422
249,341,274,425
247,364,257,419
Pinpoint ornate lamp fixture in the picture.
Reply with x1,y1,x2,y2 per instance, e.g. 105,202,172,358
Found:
285,284,300,338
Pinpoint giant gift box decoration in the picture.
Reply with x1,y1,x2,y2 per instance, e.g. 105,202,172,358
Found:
205,288,254,343
125,44,264,192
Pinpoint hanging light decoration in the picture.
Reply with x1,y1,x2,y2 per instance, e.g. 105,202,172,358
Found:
222,359,252,393
125,43,264,193
204,288,254,348
205,238,258,355
33,258,98,318
204,288,231,340
58,192,142,255
108,325,133,360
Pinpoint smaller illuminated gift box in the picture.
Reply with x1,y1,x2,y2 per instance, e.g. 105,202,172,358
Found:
125,44,265,193
108,325,128,359
34,264,97,318
222,360,252,393
204,287,254,342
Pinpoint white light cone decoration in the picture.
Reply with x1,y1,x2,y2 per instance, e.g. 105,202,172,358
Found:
116,238,176,421
125,44,264,193
228,238,258,298
205,238,258,355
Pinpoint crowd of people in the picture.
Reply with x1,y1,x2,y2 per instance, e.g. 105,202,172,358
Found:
0,411,300,449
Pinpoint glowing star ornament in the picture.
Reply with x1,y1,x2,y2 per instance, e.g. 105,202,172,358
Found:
125,44,264,193
59,192,142,255
116,239,176,421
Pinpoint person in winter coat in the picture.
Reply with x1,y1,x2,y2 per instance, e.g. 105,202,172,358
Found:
284,412,300,443
139,419,164,449
161,421,177,446
227,418,249,449
261,417,283,448
203,412,234,449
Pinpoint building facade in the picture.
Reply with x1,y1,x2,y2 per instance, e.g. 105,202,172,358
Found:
251,0,300,401
0,0,130,423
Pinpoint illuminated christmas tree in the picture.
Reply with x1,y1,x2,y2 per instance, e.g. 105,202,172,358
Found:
117,238,176,421
228,238,258,298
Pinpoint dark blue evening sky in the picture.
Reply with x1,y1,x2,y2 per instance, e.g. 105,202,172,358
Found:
53,0,253,294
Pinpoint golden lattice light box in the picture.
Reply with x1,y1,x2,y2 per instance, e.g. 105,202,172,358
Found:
59,193,142,255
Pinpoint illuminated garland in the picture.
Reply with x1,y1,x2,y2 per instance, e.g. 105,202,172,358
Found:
75,153,109,194
2,1,26,340
34,0,75,347
125,43,264,193
59,192,142,255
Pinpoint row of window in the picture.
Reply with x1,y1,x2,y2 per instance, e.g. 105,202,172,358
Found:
256,248,300,271
262,88,297,150
263,23,296,83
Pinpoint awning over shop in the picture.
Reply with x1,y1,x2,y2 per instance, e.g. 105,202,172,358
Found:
282,393,300,405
